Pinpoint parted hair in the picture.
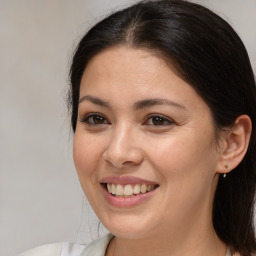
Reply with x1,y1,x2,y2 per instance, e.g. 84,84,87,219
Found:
69,1,256,255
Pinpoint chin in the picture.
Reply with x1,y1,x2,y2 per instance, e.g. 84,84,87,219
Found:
99,212,158,239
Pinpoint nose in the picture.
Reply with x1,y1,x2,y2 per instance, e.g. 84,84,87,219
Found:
103,124,143,169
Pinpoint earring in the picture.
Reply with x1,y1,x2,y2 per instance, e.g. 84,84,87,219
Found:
223,164,229,178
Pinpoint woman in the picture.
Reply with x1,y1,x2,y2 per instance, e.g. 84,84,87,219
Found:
20,0,256,255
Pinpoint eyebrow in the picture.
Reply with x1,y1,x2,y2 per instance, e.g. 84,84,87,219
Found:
79,95,110,108
79,95,186,111
134,98,187,111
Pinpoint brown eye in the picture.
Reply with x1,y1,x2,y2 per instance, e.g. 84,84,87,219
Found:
90,115,105,124
145,115,173,126
151,116,166,125
81,113,109,125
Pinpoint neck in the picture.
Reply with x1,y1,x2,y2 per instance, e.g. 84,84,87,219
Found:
106,217,227,256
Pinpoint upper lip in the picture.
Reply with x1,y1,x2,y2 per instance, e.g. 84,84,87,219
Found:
100,175,158,185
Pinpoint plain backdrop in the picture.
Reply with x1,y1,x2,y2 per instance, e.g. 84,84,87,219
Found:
0,1,255,255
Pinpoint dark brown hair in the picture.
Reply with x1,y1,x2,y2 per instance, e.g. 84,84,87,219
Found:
69,1,256,255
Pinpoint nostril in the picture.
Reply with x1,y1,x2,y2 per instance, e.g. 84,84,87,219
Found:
103,147,143,168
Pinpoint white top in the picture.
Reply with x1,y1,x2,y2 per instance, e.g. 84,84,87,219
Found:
18,234,113,256
18,233,235,256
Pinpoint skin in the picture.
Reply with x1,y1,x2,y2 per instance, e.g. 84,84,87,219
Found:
73,47,232,256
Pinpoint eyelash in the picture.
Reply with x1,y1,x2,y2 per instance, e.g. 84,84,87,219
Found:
80,113,110,126
80,113,174,127
144,114,174,126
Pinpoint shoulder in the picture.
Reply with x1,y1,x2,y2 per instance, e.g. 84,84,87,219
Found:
18,243,62,256
17,242,85,256
17,234,113,256
80,234,114,256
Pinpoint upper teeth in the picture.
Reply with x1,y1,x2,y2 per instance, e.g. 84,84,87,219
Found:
107,183,156,197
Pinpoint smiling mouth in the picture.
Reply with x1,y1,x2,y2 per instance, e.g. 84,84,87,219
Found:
104,183,159,197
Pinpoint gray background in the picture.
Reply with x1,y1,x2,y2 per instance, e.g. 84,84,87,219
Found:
0,1,255,255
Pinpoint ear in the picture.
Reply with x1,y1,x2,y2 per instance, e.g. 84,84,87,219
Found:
216,115,252,175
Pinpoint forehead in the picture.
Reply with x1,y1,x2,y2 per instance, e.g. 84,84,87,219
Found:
80,47,204,109
82,47,180,91
82,47,165,87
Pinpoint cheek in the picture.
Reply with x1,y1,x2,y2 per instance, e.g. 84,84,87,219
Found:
147,128,217,182
147,131,218,218
73,132,100,187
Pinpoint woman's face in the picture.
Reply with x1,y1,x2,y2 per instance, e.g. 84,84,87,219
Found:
73,47,222,239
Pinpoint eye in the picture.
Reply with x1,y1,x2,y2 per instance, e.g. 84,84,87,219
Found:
145,114,174,126
80,113,110,125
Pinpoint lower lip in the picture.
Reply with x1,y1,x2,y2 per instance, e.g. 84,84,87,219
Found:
101,185,157,208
